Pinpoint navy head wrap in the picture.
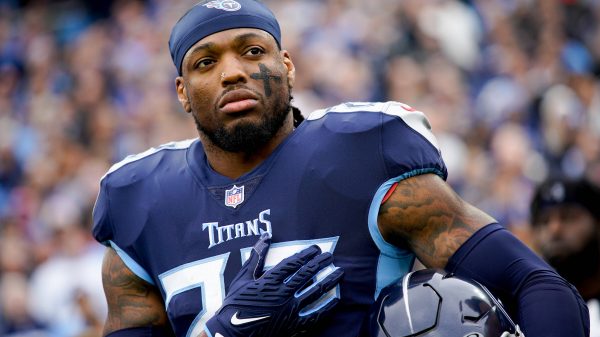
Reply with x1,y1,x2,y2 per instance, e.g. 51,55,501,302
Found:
169,0,282,75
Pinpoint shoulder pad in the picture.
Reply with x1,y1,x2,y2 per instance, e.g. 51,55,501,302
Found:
384,102,440,152
307,101,439,151
101,139,196,182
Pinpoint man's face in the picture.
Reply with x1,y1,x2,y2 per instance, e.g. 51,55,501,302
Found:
532,205,600,283
176,28,295,153
533,205,596,259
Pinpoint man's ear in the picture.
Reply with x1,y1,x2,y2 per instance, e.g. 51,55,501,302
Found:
175,77,191,113
281,50,295,89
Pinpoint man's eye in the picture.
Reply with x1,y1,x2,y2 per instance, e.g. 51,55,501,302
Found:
196,59,215,68
245,47,264,56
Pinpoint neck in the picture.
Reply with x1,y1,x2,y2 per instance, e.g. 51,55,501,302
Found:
201,113,294,179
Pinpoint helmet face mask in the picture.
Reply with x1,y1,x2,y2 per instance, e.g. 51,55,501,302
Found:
362,269,522,337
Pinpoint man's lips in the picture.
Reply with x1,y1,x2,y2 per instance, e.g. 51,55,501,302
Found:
219,89,259,114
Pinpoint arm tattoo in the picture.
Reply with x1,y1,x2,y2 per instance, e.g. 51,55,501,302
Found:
378,174,495,268
102,248,170,334
250,63,282,96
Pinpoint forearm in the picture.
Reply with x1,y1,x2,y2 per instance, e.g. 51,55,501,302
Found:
102,248,174,336
446,223,590,337
516,270,589,336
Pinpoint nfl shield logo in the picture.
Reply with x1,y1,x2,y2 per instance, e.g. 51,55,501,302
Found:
225,185,245,208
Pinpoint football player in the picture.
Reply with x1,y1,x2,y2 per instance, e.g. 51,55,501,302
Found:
92,1,590,336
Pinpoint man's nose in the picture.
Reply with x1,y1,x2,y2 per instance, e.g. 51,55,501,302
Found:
545,215,564,238
220,55,247,86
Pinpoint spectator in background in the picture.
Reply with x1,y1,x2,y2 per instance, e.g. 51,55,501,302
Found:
27,193,106,337
530,176,600,337
0,272,47,337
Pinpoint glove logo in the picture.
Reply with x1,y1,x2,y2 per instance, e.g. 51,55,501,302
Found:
230,311,270,326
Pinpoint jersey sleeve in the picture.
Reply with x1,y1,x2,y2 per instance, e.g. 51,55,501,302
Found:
92,174,155,285
319,102,448,298
306,101,447,179
92,176,113,245
380,102,447,181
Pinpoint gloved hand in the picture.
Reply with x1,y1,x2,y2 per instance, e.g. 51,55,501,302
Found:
205,233,344,337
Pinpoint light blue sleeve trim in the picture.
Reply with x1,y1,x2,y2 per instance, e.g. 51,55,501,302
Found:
108,240,155,285
367,168,444,256
374,254,414,300
367,168,445,299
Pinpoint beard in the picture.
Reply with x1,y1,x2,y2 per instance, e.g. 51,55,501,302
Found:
194,89,292,154
547,233,600,287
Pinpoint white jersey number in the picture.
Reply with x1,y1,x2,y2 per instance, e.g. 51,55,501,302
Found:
159,237,340,337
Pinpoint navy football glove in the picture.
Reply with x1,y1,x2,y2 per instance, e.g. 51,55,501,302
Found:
205,234,344,337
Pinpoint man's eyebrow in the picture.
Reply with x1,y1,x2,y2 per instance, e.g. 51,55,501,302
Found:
186,32,269,61
232,32,269,45
186,42,216,58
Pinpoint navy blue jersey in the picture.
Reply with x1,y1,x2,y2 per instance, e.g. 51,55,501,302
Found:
92,101,447,337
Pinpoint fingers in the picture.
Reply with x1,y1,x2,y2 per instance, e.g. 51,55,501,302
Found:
284,252,334,289
295,268,343,325
291,254,344,319
262,245,322,283
250,232,272,279
230,233,272,286
292,267,343,330
296,266,344,306
300,293,340,318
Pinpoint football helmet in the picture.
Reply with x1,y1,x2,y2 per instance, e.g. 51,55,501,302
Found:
361,269,523,337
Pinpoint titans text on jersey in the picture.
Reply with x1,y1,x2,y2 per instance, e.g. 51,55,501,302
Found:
92,101,447,337
202,209,272,248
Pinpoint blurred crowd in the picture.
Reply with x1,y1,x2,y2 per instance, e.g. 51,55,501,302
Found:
0,0,598,336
